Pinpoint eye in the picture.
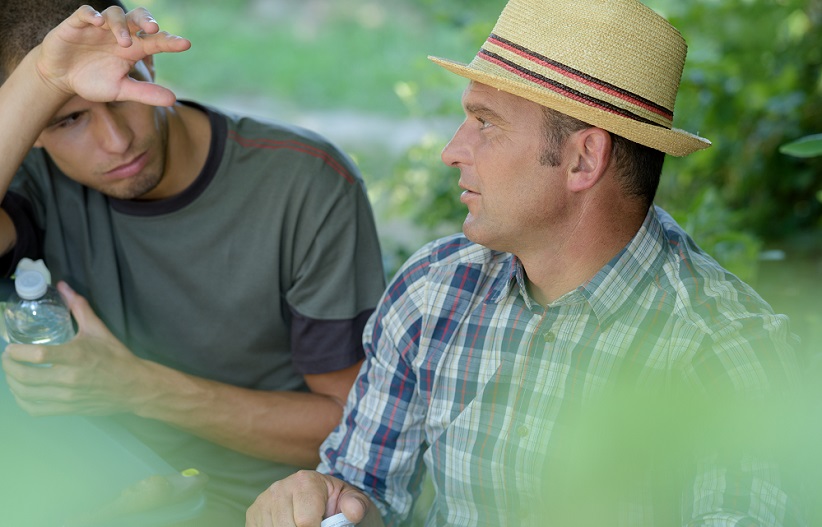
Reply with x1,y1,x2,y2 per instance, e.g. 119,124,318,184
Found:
476,116,493,130
54,112,83,129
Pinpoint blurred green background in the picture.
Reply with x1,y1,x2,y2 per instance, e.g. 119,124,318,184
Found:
133,0,820,522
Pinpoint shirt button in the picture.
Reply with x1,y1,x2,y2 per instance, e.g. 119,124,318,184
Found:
516,425,529,437
543,331,555,342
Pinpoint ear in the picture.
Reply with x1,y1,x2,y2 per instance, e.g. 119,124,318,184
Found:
566,128,612,193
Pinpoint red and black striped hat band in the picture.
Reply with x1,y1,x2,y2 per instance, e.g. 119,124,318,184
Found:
479,34,674,129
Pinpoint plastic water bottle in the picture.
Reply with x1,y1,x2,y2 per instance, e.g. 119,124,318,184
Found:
3,269,74,345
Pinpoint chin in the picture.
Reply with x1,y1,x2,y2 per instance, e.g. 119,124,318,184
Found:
461,220,484,245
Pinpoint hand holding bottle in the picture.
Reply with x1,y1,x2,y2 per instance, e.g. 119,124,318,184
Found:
1,281,156,417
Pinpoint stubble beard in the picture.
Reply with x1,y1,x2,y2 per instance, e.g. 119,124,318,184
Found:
102,168,164,200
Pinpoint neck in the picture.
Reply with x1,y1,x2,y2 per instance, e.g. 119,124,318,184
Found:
157,103,211,199
519,197,648,305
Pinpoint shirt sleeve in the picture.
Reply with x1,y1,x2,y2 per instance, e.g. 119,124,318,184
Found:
317,254,432,525
283,144,386,374
289,307,373,374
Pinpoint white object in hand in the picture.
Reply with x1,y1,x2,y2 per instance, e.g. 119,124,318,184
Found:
321,513,355,527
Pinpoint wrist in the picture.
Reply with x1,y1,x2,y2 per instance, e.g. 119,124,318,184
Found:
129,358,206,422
27,46,75,102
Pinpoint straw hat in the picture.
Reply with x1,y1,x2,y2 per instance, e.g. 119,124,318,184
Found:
429,0,711,156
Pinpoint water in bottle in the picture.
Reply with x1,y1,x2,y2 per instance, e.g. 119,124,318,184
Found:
4,269,74,345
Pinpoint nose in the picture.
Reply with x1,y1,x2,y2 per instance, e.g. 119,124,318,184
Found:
441,120,469,168
92,104,133,154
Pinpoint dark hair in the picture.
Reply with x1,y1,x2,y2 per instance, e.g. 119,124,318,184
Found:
539,107,665,208
0,0,127,83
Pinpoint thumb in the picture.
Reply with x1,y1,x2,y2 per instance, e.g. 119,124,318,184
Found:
117,76,178,107
56,281,106,336
338,487,372,524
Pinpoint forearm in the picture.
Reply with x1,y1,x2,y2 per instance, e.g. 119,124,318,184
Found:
0,50,68,195
130,359,344,467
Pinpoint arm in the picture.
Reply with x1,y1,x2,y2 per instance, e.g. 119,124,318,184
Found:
1,281,359,467
0,6,189,254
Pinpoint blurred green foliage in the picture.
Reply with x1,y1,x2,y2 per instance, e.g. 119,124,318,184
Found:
781,133,822,158
536,382,820,525
144,0,479,118
654,0,822,255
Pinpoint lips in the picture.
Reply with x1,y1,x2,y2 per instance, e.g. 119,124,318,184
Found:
459,179,479,201
103,152,149,180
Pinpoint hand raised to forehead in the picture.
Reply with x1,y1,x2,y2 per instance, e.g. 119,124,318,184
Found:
34,5,191,107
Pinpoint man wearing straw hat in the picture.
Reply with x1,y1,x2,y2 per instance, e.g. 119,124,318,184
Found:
248,0,806,525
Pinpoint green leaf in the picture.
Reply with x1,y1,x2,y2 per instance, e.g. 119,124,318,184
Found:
779,134,822,158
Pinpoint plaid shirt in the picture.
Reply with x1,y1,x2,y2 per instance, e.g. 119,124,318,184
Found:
319,207,805,526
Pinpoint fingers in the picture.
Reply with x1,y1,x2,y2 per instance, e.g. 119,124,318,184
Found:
93,5,187,51
247,470,332,526
98,6,133,47
98,6,160,48
66,5,107,29
3,343,52,369
56,281,92,335
57,281,119,338
338,489,372,524
126,7,161,38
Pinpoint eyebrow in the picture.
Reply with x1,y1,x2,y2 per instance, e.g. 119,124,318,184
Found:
464,102,509,126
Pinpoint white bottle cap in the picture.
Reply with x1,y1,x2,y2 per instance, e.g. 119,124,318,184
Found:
15,258,52,285
15,270,48,300
321,513,355,527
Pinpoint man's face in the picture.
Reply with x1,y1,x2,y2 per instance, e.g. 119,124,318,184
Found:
33,61,169,200
441,82,571,254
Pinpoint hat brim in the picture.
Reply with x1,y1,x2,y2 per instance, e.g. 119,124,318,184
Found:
429,56,710,157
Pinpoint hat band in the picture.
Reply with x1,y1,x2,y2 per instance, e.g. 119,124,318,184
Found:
477,34,674,129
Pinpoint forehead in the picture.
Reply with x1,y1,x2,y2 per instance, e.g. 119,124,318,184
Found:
461,81,544,119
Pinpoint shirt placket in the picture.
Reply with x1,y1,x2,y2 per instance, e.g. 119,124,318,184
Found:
498,304,565,525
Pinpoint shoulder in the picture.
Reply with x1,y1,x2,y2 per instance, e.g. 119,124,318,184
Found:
16,148,84,197
194,101,364,188
366,233,510,364
653,208,795,346
637,209,802,394
381,233,510,315
392,232,507,283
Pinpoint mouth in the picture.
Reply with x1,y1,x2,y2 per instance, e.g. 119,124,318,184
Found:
104,152,149,180
459,181,479,202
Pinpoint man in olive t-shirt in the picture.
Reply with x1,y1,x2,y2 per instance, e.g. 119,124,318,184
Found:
0,1,386,523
